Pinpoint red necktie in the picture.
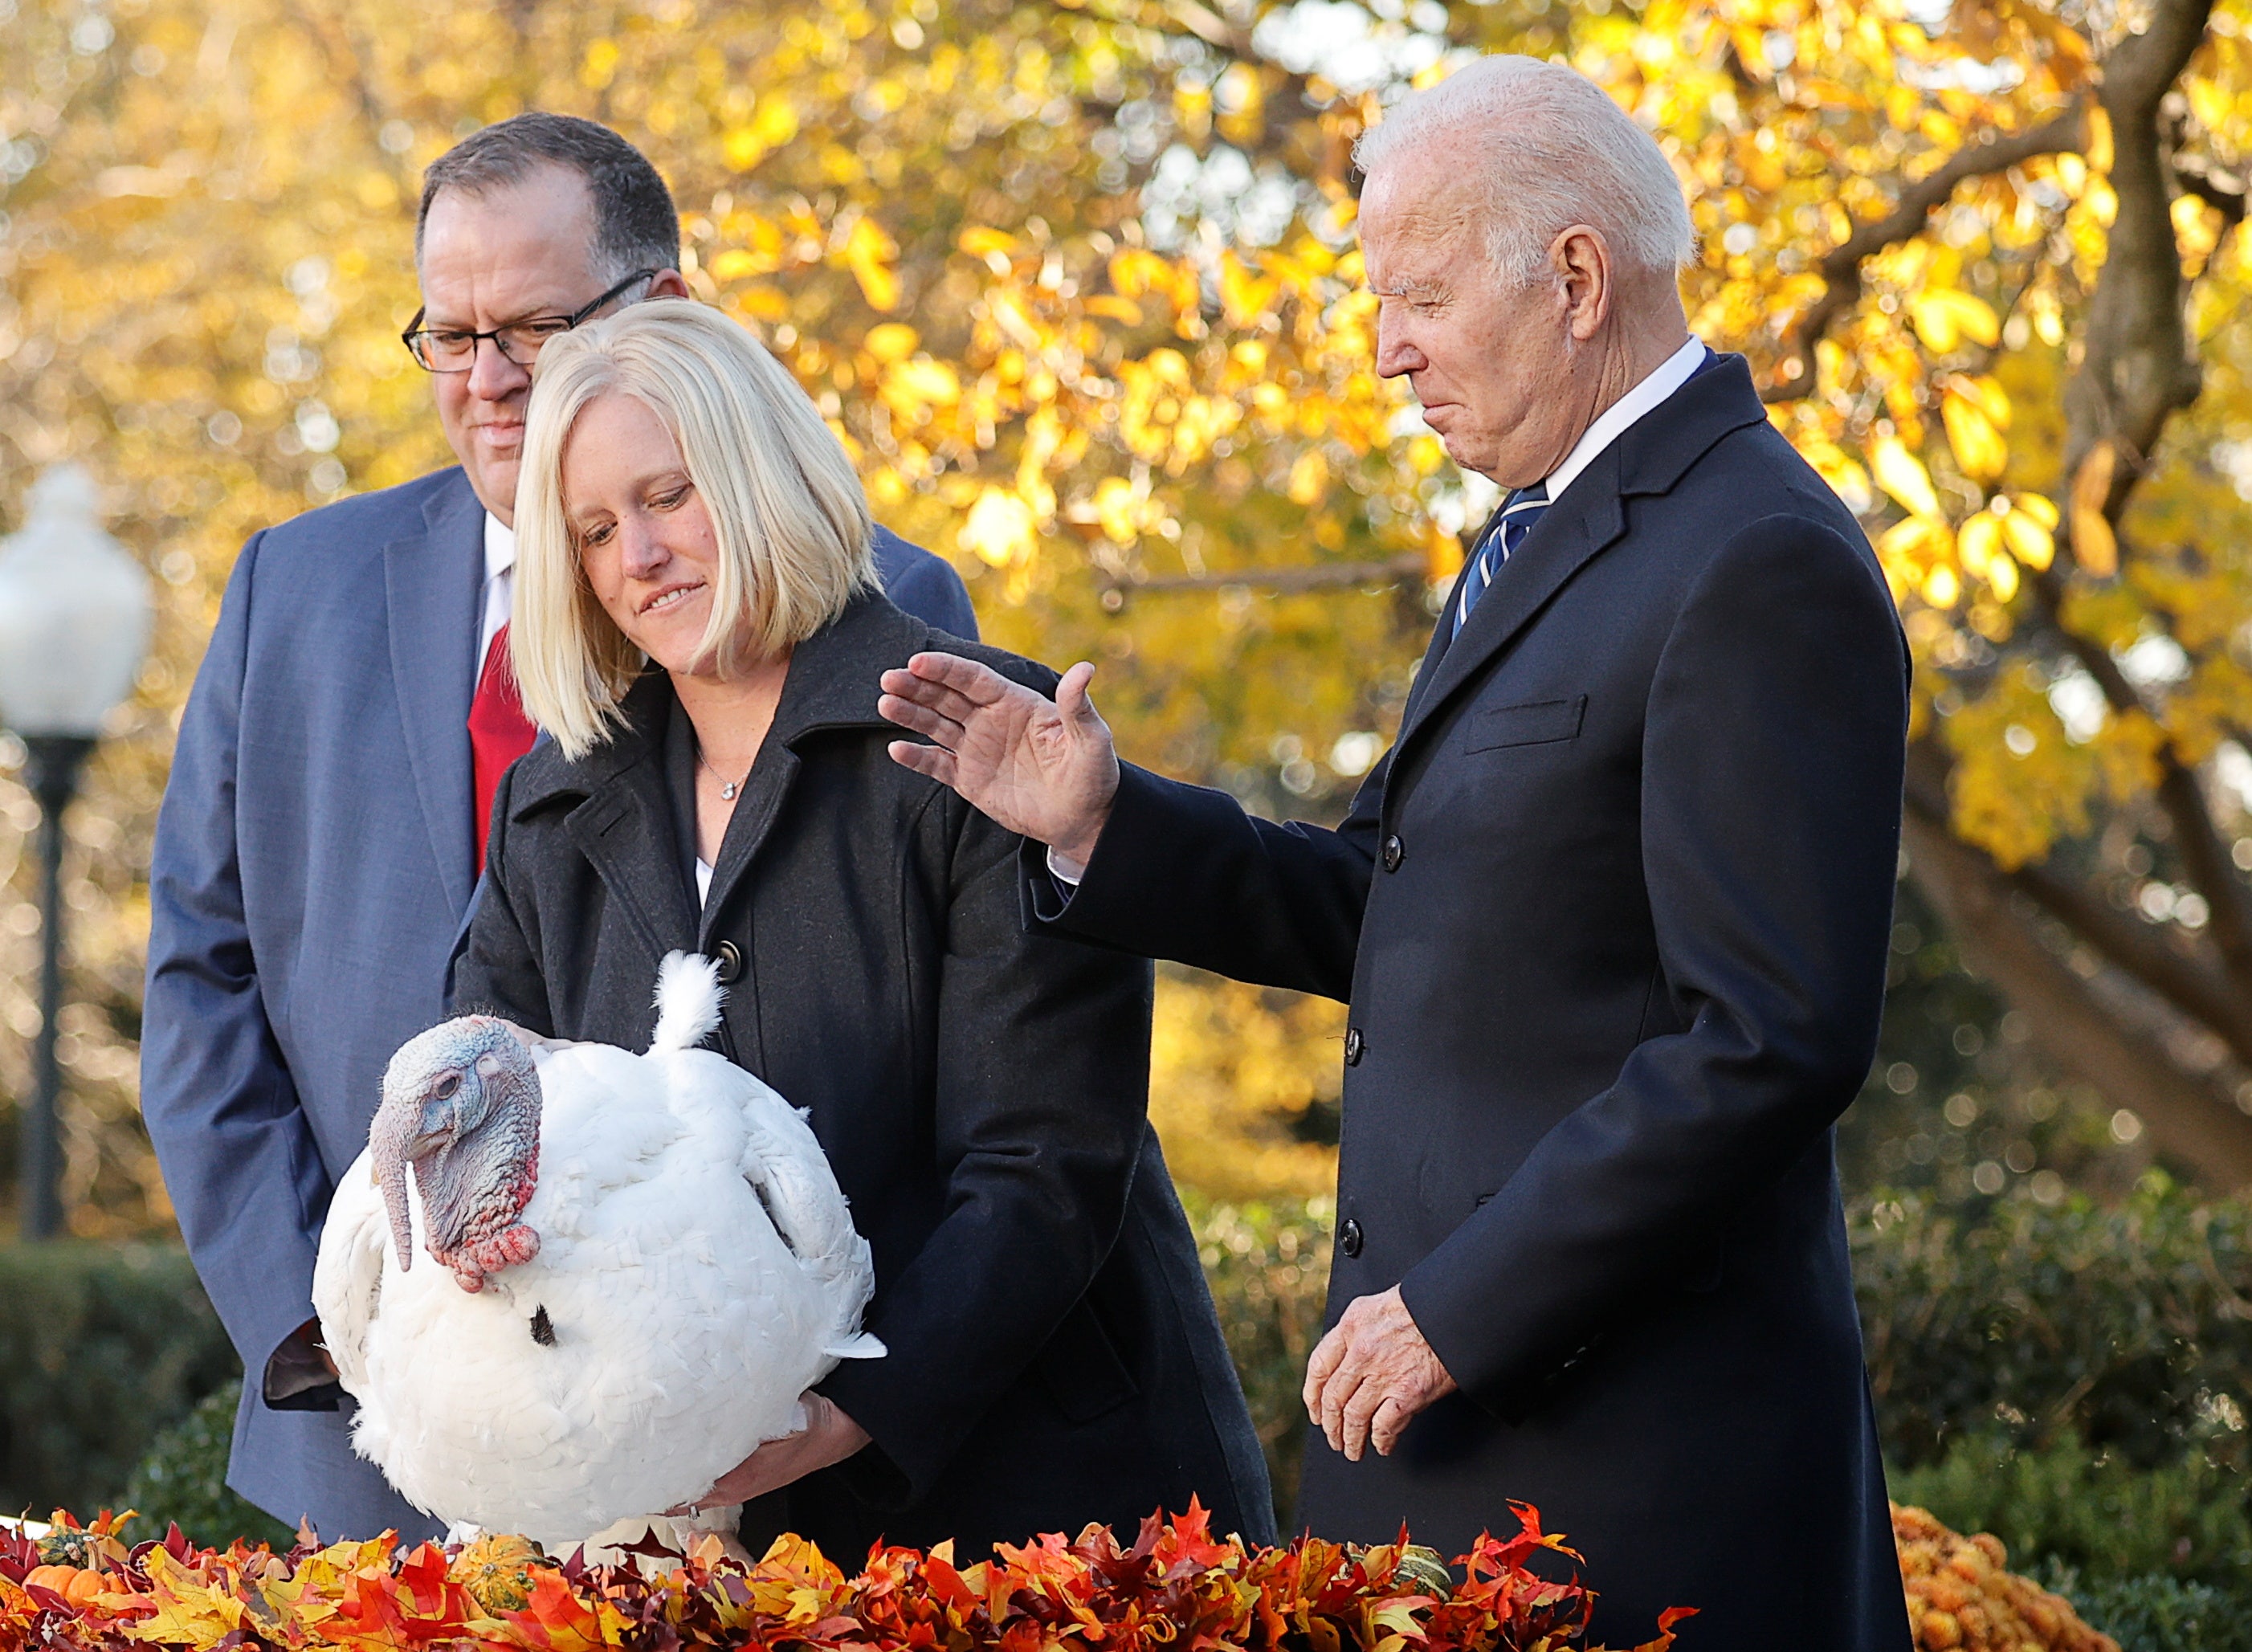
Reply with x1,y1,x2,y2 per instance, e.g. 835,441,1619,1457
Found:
468,621,539,872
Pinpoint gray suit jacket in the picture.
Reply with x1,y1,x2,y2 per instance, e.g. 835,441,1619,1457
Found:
141,463,974,1540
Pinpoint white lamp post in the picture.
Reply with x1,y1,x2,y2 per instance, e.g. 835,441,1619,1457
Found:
0,465,151,1239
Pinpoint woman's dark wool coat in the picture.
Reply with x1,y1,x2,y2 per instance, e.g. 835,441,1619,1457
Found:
451,591,1274,1560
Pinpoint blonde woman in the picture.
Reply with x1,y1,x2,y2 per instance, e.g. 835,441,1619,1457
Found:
450,300,1272,1558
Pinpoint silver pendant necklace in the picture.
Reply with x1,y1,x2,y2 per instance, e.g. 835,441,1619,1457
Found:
697,748,749,802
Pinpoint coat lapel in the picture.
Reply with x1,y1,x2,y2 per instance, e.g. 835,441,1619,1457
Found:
503,678,702,964
1394,455,1627,756
384,470,485,920
564,757,703,963
1399,498,1503,732
1390,354,1771,764
501,596,920,959
697,593,918,932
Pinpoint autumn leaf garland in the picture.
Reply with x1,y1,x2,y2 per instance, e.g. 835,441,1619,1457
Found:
0,1503,1691,1652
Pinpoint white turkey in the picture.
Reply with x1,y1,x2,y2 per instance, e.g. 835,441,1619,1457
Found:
312,952,882,1556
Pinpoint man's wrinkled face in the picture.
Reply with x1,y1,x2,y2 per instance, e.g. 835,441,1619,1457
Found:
417,167,609,527
1360,145,1581,490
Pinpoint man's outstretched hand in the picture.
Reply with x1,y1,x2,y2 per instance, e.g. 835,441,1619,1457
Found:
879,654,1120,873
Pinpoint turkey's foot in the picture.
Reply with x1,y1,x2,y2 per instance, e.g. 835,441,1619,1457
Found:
580,1509,749,1572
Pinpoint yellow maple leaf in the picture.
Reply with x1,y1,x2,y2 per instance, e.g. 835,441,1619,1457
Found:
1871,437,1941,516
1941,387,2009,481
1958,512,2002,574
960,487,1037,567
2070,442,2119,577
121,1551,248,1650
841,217,901,312
2000,508,2054,572
863,323,920,363
1910,288,2000,352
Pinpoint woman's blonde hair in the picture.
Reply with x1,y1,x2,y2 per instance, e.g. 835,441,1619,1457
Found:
512,299,875,758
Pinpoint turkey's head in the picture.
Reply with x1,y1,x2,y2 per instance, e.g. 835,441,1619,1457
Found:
370,1016,544,1293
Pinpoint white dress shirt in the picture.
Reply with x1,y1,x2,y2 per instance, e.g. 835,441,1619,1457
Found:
1048,335,1712,888
477,512,516,679
1532,334,1708,509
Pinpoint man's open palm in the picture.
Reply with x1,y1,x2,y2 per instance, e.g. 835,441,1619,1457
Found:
879,654,1120,868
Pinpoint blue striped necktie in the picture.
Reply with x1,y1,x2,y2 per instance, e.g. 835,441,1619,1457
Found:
1450,483,1549,640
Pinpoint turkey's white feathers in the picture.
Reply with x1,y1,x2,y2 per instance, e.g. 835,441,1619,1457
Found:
313,966,883,1553
649,951,724,1053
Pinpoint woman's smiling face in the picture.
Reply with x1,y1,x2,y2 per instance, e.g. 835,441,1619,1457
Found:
564,390,728,675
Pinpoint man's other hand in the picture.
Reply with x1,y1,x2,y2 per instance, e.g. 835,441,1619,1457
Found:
1303,1286,1458,1461
879,654,1120,873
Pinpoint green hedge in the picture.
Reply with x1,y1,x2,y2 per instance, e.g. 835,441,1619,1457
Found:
1888,1436,2252,1592
1187,1195,1333,1527
1863,1182,2252,1650
122,1380,295,1551
1194,1181,2252,1534
2038,1564,2252,1652
0,1242,238,1519
1854,1177,2252,1473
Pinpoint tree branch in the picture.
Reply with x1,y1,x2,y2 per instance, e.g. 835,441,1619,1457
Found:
2062,0,2216,496
2172,151,2248,230
1906,741,2252,1063
1104,553,1424,598
2021,568,2252,1003
1903,802,2252,1189
1763,100,2088,404
284,0,416,202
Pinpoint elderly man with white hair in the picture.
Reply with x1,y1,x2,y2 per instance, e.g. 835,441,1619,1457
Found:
880,54,1911,1650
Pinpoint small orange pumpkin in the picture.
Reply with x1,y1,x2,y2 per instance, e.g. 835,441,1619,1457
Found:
22,1564,102,1605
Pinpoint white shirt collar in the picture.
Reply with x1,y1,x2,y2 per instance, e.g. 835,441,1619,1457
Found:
483,511,516,582
1536,335,1710,504
476,512,518,675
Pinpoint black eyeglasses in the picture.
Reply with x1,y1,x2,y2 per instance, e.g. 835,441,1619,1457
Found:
402,269,659,373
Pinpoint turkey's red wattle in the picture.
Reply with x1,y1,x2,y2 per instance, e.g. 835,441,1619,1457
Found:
435,1135,544,1292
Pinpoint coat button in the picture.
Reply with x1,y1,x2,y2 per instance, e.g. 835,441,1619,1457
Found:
1381,835,1403,872
1339,1217,1365,1258
712,940,743,985
1344,1027,1364,1066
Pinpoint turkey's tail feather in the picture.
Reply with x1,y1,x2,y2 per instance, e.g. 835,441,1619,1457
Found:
650,952,726,1054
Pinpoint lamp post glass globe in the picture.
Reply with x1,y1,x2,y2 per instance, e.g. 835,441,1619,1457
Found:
0,463,151,1240
0,465,152,736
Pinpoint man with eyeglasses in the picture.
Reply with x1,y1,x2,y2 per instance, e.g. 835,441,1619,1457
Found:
141,113,977,1544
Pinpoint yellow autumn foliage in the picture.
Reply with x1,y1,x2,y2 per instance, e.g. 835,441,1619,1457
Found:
5,0,2252,1222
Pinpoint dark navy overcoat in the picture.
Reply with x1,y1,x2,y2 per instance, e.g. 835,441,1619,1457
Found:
1031,358,1914,1650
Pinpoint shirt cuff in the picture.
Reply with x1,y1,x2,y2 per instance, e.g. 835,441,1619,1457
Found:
264,1318,344,1411
1046,845,1086,886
